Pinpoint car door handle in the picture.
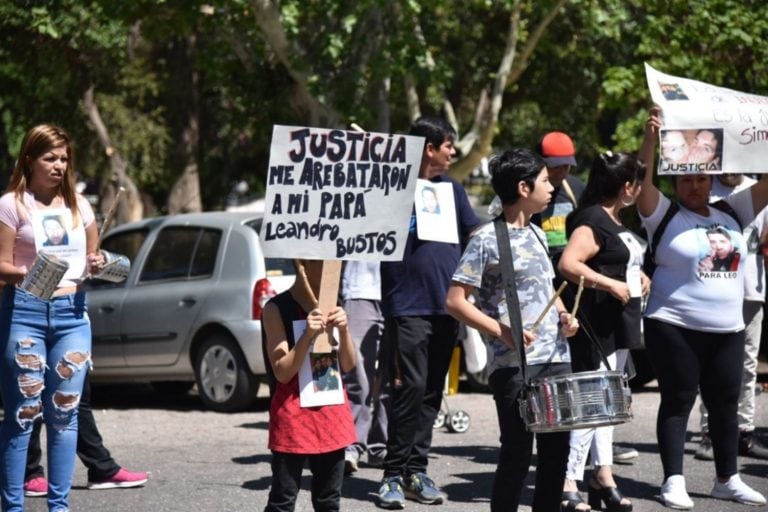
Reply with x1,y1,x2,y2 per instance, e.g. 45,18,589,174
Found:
99,305,116,314
180,296,197,307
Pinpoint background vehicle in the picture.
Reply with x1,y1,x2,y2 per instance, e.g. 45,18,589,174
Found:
86,211,294,412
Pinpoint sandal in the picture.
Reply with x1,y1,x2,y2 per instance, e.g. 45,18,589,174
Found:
562,490,591,512
587,478,632,512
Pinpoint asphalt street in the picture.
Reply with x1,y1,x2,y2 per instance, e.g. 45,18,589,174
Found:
14,379,768,511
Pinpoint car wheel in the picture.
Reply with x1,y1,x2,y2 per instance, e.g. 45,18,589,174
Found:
151,381,195,395
194,333,258,412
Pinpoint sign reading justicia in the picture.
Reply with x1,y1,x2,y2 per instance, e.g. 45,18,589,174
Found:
260,125,423,260
646,63,768,175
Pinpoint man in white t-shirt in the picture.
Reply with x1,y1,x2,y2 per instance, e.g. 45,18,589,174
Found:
695,173,768,461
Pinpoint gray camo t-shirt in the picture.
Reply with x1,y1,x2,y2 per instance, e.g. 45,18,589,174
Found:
452,222,571,374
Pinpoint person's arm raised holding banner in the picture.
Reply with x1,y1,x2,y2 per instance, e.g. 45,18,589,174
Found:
635,105,767,509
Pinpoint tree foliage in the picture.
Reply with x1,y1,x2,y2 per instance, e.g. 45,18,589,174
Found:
0,0,766,217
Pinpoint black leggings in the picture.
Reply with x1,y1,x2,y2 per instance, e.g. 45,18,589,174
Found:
644,318,743,480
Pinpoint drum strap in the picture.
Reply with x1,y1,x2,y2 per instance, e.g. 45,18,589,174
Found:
494,217,616,378
493,216,529,384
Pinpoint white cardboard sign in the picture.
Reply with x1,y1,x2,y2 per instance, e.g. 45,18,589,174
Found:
645,63,768,174
259,125,423,260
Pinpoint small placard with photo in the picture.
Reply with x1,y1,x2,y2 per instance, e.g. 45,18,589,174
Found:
414,179,458,243
295,320,345,407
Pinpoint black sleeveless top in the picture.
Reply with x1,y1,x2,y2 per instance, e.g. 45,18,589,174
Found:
261,291,305,398
565,205,644,371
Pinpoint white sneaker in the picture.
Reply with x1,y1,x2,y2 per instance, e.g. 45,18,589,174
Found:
661,475,694,509
711,474,766,506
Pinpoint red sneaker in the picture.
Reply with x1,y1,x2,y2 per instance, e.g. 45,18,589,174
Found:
23,476,48,497
87,468,149,490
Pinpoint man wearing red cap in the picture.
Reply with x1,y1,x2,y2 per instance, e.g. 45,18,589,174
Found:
532,131,585,259
533,132,639,465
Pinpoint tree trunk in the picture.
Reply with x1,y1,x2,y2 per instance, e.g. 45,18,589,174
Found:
82,86,143,227
166,34,202,214
250,0,340,126
450,0,568,182
0,114,15,190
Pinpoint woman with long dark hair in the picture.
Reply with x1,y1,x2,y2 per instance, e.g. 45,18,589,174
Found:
558,151,649,512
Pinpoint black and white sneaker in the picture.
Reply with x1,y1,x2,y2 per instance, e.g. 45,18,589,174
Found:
613,445,639,464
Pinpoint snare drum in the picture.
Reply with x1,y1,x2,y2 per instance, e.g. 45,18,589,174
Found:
20,251,70,300
519,370,632,433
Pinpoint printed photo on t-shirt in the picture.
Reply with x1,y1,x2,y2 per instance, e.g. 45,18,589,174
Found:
697,224,742,277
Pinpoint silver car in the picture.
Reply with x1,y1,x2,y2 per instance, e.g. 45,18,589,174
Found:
86,211,294,412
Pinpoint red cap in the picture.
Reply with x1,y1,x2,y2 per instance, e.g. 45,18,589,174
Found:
538,132,576,167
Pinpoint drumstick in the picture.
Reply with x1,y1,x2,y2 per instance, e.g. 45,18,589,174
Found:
531,281,568,331
570,275,586,319
98,187,125,244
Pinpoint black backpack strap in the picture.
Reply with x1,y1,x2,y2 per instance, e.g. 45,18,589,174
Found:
645,201,679,276
710,199,743,230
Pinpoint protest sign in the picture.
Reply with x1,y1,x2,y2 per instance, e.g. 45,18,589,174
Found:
645,63,768,174
259,125,422,260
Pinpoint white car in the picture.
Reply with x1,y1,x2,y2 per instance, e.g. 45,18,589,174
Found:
86,212,294,412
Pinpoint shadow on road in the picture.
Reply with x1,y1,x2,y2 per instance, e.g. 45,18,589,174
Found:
89,383,272,412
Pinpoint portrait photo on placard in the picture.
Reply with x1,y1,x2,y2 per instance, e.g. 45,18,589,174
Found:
295,320,345,407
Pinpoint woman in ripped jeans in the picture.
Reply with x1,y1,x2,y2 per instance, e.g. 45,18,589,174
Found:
0,124,105,512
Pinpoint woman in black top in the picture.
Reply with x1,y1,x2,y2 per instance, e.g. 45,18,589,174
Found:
557,152,649,512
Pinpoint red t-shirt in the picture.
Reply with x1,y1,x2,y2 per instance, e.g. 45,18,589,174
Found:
266,291,356,454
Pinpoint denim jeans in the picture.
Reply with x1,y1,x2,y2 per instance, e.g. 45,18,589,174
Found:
27,370,120,483
0,286,91,512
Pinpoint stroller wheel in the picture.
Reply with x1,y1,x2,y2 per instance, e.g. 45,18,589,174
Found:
433,410,446,429
447,410,471,433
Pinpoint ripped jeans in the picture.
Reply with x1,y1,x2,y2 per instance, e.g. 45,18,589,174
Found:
0,286,91,512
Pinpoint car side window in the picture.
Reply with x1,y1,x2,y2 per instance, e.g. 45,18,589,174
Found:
139,227,222,283
101,229,148,263
189,229,221,277
244,218,294,277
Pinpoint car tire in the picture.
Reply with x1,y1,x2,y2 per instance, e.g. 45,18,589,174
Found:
194,333,258,412
151,381,195,395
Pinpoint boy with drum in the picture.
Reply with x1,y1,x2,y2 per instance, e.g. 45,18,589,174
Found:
446,148,578,512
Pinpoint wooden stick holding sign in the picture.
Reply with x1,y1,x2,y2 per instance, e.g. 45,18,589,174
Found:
312,260,343,353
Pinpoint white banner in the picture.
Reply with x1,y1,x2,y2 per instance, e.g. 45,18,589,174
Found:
259,125,422,260
645,63,768,174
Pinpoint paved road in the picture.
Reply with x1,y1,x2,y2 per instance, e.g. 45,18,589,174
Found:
16,380,768,511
